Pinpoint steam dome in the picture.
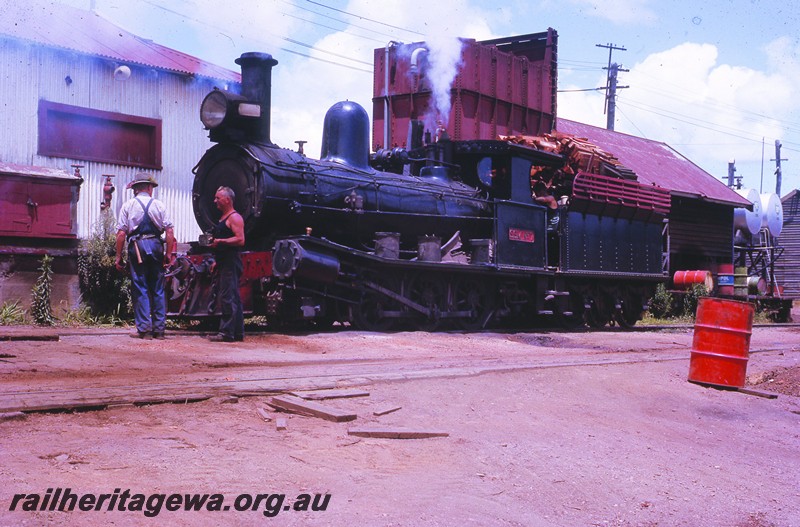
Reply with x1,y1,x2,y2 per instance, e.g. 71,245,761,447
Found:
321,101,371,170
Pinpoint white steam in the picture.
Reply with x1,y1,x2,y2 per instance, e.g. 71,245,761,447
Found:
422,34,464,128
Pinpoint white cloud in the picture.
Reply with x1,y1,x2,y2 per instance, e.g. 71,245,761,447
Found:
554,39,799,189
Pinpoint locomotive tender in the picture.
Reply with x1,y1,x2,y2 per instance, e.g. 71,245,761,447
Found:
168,52,671,330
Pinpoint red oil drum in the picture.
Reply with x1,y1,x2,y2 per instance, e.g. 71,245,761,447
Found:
717,263,734,296
688,297,754,388
673,270,713,291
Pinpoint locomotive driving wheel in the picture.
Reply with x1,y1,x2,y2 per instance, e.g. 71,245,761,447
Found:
614,290,643,329
556,291,585,330
584,290,611,329
452,277,494,330
351,274,398,331
407,273,445,331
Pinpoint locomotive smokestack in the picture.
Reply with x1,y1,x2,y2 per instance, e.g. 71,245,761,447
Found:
235,52,278,144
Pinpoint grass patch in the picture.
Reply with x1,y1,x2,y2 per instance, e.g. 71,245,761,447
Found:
0,301,28,325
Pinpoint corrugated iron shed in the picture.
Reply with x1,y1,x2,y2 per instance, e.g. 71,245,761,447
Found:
556,119,750,208
0,1,240,84
776,189,800,296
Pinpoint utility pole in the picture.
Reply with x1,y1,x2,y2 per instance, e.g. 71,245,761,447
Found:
727,160,737,189
771,140,787,196
596,43,628,130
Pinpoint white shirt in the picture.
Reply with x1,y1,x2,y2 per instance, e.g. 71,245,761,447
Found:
116,193,174,235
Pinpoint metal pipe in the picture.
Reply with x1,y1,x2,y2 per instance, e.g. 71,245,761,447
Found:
384,42,394,149
410,47,428,75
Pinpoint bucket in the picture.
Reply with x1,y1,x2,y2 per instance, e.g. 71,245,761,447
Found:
673,270,713,291
417,235,441,262
688,297,754,388
717,263,734,295
468,239,492,264
374,232,400,259
747,276,767,295
733,266,748,297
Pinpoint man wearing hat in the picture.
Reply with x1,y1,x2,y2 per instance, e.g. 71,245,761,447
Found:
114,172,176,339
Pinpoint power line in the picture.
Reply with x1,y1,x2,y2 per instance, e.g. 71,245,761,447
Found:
615,105,648,139
622,95,799,144
632,70,800,131
557,87,606,93
559,58,606,66
558,66,607,73
283,37,373,66
278,11,388,44
132,0,374,73
620,97,783,145
280,48,371,73
279,0,401,42
634,83,800,133
304,0,423,37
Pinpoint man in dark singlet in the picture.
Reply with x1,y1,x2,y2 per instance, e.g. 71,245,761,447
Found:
115,173,176,339
208,186,246,342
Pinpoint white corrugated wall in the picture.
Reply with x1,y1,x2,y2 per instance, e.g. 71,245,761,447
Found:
0,38,238,242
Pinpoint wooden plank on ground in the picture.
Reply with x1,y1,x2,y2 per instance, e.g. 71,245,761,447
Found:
373,405,402,416
0,380,292,413
0,334,59,341
269,395,357,422
0,411,27,421
1,390,217,413
290,388,370,400
736,387,779,399
276,417,287,431
347,427,448,439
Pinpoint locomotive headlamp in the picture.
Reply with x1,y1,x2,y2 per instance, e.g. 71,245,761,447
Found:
200,89,261,130
200,90,230,129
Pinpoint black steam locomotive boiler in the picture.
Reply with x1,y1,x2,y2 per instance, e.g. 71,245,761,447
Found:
167,52,671,330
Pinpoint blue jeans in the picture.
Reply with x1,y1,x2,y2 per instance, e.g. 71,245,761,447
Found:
217,253,244,339
128,240,166,334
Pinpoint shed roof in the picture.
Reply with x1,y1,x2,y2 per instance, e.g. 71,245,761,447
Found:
556,119,749,207
0,162,81,182
0,1,240,84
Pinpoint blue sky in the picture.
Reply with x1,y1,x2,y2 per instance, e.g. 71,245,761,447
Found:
62,0,800,195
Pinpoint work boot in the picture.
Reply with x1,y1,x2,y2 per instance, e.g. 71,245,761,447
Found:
153,332,165,340
209,334,235,342
130,331,152,340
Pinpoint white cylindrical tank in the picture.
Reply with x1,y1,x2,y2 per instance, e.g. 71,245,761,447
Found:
733,188,762,236
760,192,784,237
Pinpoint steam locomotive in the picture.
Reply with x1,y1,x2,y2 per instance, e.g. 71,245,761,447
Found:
167,52,671,330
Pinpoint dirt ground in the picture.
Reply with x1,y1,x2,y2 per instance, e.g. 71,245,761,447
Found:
0,322,799,527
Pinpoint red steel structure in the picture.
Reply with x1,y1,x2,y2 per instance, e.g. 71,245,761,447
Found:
372,29,558,150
